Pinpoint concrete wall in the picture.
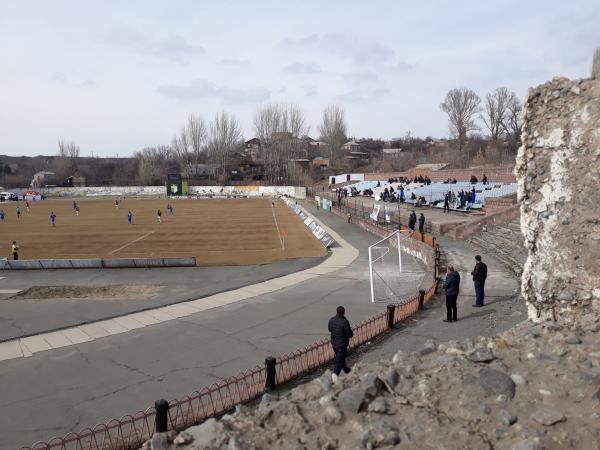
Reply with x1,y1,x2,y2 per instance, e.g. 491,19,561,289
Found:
516,75,600,321
12,186,306,199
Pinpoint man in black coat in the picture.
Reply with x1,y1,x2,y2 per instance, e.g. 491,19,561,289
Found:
443,266,461,322
408,211,417,234
418,213,425,234
328,306,354,380
471,255,488,307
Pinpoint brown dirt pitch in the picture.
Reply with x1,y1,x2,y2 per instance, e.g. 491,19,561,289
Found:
0,198,326,265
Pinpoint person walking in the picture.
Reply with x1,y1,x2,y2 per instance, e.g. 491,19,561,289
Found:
11,241,19,260
328,306,354,383
418,213,425,234
408,210,417,235
471,255,488,307
443,266,460,322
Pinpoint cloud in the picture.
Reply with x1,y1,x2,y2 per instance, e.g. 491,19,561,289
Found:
282,63,323,74
281,33,394,64
104,27,205,61
389,61,416,71
157,79,270,104
338,87,390,103
80,80,97,88
50,72,67,83
302,85,318,96
340,71,378,83
218,58,250,67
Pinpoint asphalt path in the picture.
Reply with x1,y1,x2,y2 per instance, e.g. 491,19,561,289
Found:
0,203,425,449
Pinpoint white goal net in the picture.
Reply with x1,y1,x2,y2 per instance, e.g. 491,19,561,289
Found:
369,231,403,303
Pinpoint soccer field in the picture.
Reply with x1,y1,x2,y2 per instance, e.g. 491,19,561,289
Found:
0,197,326,265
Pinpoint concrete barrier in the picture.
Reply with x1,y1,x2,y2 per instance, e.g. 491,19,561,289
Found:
132,258,165,268
102,258,136,268
162,257,196,267
38,259,74,269
70,259,103,269
7,260,44,269
0,256,197,270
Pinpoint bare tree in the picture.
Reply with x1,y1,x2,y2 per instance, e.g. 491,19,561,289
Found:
134,145,175,185
206,112,243,182
56,139,81,178
481,87,513,141
57,139,80,158
171,114,207,178
440,88,481,151
253,103,309,184
502,92,523,154
318,104,347,166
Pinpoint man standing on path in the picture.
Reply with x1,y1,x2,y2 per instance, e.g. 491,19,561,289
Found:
11,241,18,260
328,306,354,383
443,266,460,322
471,255,488,307
418,213,426,234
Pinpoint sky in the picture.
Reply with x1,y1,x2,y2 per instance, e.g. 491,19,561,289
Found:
0,0,599,157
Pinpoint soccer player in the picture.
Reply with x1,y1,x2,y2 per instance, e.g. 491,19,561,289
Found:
115,199,120,209
25,201,30,213
0,210,5,222
157,209,162,223
75,205,80,216
11,241,19,260
167,204,174,215
50,211,57,227
127,210,132,225
16,207,21,219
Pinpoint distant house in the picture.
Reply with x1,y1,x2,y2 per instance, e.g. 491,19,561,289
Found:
30,171,57,188
190,164,219,177
312,157,329,168
342,140,363,152
245,138,261,149
346,151,369,160
383,148,404,156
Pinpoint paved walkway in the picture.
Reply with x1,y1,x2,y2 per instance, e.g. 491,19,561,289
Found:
0,204,425,449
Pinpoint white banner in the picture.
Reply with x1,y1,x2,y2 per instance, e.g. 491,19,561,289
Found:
370,204,381,221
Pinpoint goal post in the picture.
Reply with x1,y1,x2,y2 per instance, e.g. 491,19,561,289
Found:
369,230,403,303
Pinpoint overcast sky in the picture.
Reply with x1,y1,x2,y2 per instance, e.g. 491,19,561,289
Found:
1,0,598,157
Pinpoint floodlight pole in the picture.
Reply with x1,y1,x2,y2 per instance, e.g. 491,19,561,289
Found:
397,231,402,274
368,245,375,303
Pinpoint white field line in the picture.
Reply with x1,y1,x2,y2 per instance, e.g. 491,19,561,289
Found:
271,205,285,250
108,231,156,255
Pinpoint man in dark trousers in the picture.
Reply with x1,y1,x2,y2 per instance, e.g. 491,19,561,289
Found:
328,306,354,383
408,210,417,235
418,213,426,234
471,255,488,307
443,266,460,322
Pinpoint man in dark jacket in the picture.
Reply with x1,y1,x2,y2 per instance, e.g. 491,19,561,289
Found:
443,266,460,322
418,213,425,234
471,255,488,307
328,306,354,380
408,211,417,234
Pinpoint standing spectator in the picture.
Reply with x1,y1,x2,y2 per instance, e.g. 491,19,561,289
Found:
11,241,19,260
482,174,488,185
471,187,477,204
443,266,461,322
443,193,450,213
408,211,417,235
471,255,488,307
328,306,354,383
418,213,426,234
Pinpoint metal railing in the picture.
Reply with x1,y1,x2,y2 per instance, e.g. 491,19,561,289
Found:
21,207,441,450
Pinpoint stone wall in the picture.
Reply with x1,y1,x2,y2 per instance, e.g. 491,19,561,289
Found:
516,75,600,321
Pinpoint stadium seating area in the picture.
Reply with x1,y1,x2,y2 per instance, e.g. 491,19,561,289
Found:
334,179,518,211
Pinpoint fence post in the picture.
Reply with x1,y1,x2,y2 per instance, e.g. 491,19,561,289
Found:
418,289,426,310
154,399,169,433
265,356,277,391
387,304,395,329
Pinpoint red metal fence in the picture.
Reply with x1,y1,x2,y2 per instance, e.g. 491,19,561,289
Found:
20,213,441,450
